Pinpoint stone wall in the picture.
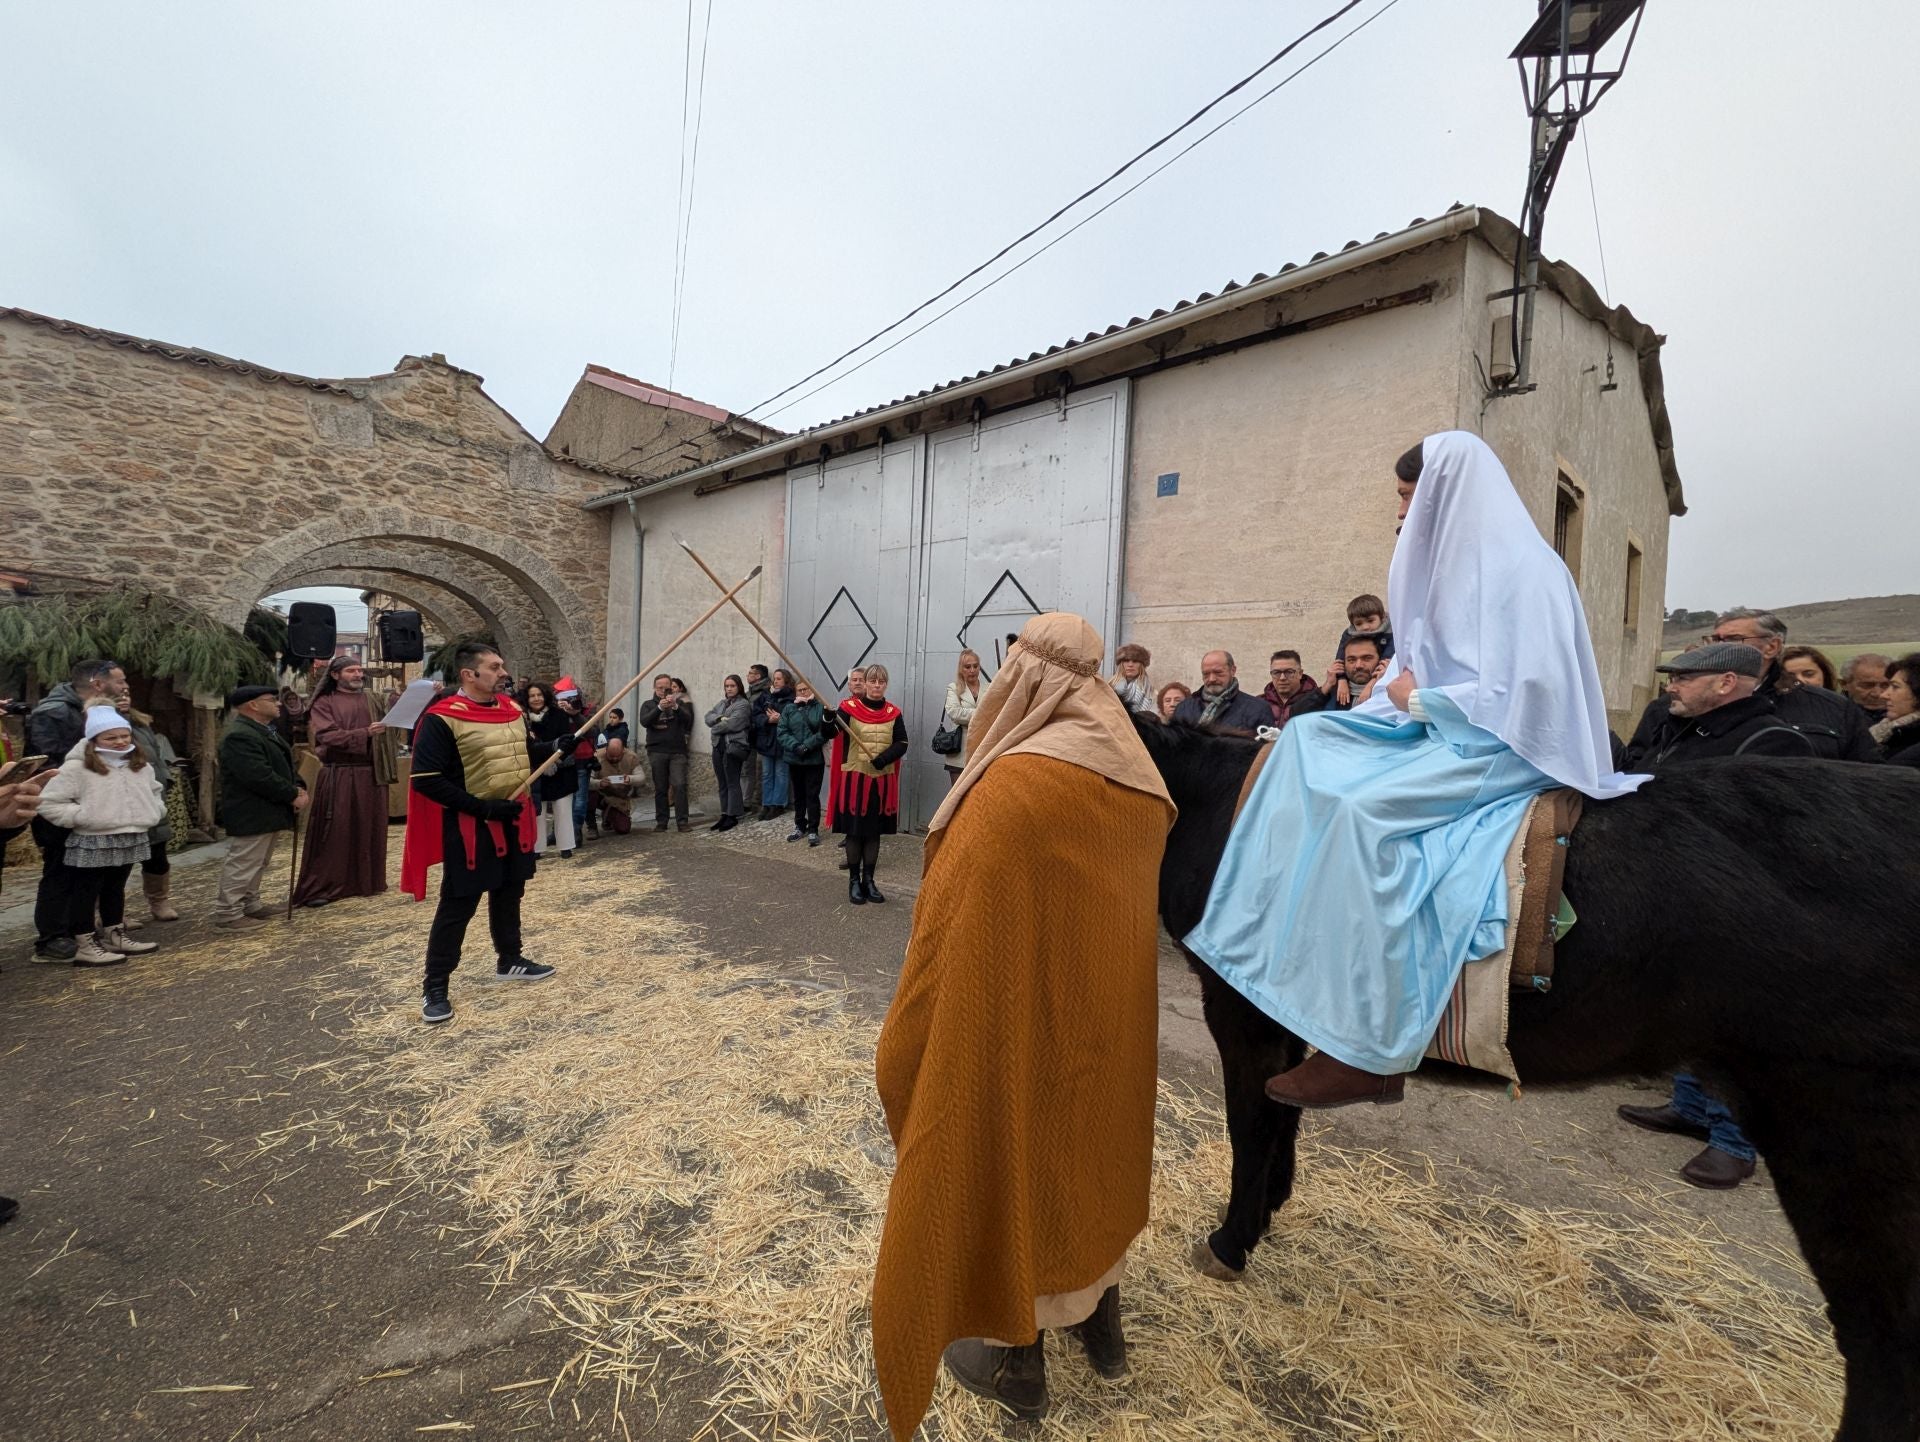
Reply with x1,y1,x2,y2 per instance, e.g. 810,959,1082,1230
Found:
0,312,614,694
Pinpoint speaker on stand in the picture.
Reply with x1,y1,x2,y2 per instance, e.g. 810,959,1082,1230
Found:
286,602,338,661
376,610,425,664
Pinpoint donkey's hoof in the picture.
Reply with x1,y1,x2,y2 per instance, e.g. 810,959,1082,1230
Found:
1190,1236,1244,1282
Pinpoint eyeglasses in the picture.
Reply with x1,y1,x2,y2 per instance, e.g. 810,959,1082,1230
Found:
1269,668,1300,678
1707,632,1770,646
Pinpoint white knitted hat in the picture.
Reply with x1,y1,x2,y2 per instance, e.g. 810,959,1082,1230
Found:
84,705,128,739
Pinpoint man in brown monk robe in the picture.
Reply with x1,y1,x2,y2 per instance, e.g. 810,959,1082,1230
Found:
292,656,397,907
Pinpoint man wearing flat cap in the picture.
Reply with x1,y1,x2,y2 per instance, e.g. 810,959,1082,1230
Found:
214,685,307,931
1617,643,1817,769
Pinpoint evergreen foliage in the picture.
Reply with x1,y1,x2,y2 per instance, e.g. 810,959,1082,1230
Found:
0,589,276,697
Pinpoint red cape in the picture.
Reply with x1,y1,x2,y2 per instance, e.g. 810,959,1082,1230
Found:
825,696,903,827
401,692,539,901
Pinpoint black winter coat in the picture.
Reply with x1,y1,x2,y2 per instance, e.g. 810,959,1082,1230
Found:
1880,719,1920,768
1626,666,1877,763
1172,684,1273,733
1618,692,1816,770
26,683,86,762
637,696,694,754
217,716,303,835
522,706,578,804
751,685,794,757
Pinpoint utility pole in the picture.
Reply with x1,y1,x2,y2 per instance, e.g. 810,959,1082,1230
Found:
1489,1,1646,400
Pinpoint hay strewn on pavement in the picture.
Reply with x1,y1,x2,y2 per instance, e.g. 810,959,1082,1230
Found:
37,844,1846,1438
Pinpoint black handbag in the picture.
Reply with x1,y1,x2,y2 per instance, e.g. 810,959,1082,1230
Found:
930,709,964,756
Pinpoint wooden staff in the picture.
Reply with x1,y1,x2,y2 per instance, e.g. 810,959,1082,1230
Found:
674,539,885,768
509,563,763,800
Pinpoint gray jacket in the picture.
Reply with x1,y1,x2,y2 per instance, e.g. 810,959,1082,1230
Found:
705,695,752,756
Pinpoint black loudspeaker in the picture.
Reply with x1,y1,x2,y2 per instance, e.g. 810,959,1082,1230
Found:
377,610,425,663
286,602,338,660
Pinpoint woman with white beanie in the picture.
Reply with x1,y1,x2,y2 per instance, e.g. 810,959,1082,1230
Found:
35,705,167,965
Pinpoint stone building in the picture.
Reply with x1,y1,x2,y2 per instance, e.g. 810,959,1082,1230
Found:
584,205,1685,829
0,308,617,693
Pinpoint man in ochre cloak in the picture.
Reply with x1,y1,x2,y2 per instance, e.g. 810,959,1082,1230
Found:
401,641,555,1025
292,655,398,907
870,613,1175,1432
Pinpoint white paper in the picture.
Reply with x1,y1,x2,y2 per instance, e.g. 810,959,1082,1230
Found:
383,678,439,732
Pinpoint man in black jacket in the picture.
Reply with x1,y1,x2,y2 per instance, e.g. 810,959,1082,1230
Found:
25,658,127,960
637,674,695,832
1260,650,1328,730
214,686,308,931
1172,651,1273,732
1629,609,1877,761
1618,644,1816,769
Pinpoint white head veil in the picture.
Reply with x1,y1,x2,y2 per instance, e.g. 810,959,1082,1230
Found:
1358,431,1647,800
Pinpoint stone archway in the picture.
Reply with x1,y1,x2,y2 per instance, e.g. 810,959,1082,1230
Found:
223,509,596,688
265,571,483,645
262,544,541,669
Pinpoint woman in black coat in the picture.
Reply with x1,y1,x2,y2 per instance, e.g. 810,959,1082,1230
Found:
1874,653,1920,767
521,682,579,856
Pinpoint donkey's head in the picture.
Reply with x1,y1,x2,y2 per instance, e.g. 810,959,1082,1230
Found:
1133,717,1265,938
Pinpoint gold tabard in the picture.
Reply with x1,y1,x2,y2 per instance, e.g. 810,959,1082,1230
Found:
444,714,531,801
842,713,898,778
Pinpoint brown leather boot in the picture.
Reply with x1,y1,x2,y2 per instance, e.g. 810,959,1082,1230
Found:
942,1337,1047,1420
1264,1052,1406,1109
1066,1284,1127,1379
1679,1146,1756,1190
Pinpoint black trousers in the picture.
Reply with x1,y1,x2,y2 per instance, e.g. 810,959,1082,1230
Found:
424,877,525,986
649,751,689,824
68,862,132,933
142,835,169,876
789,762,825,832
852,834,881,870
32,816,75,942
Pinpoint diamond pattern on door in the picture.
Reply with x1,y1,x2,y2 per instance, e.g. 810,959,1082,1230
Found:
957,569,1043,676
807,586,879,687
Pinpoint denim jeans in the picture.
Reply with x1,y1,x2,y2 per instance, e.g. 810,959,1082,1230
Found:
1670,1073,1756,1162
761,754,790,808
572,765,593,832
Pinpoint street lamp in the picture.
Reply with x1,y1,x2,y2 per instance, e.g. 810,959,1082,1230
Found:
1489,0,1646,398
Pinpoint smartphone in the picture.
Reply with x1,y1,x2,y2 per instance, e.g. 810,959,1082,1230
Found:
0,756,49,785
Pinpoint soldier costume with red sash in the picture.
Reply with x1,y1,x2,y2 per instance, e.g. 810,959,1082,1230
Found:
403,687,554,1022
827,692,909,905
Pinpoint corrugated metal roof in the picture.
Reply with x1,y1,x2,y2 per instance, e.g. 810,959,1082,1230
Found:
586,203,1684,516
780,207,1478,432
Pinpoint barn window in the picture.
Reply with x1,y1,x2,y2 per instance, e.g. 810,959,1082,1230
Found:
1623,538,1644,633
1553,473,1584,579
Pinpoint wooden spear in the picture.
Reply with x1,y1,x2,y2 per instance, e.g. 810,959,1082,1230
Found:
509,563,762,801
673,538,884,767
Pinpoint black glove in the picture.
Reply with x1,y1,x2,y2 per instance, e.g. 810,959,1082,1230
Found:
480,797,523,823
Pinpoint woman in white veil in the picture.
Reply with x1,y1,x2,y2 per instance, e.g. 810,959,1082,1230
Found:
1182,431,1645,1108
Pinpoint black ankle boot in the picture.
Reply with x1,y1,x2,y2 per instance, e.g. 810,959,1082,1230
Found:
861,864,886,904
1066,1284,1127,1379
848,871,867,906
942,1337,1047,1420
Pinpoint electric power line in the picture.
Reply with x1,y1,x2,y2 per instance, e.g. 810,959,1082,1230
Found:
757,0,1403,426
666,0,694,383
668,0,716,390
1579,125,1612,306
613,0,1400,479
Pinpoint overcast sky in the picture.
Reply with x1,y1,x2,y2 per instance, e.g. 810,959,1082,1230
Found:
5,2,1914,612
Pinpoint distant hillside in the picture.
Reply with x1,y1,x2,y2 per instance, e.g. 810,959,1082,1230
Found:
1663,595,1920,650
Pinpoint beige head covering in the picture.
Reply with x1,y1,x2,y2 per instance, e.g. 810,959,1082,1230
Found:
926,613,1173,859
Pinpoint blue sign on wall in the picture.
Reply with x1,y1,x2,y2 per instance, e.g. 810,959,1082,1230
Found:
1156,471,1180,497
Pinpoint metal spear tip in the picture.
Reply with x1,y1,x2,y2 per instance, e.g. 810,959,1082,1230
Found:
747,564,763,579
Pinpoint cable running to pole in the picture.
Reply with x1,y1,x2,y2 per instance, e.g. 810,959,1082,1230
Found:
757,0,1403,425
666,0,694,385
615,0,1392,476
669,0,716,391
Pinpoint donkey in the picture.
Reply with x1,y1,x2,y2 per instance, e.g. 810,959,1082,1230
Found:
1135,718,1920,1442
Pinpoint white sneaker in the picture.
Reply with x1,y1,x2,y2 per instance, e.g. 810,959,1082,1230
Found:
73,935,128,967
103,926,158,955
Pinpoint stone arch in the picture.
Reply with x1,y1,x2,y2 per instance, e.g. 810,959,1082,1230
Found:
222,508,596,690
265,571,483,644
259,543,543,668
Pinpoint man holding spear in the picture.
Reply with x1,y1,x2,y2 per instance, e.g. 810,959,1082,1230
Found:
401,641,552,1025
401,564,766,1024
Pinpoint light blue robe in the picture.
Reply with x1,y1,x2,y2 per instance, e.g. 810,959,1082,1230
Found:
1181,692,1552,1074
